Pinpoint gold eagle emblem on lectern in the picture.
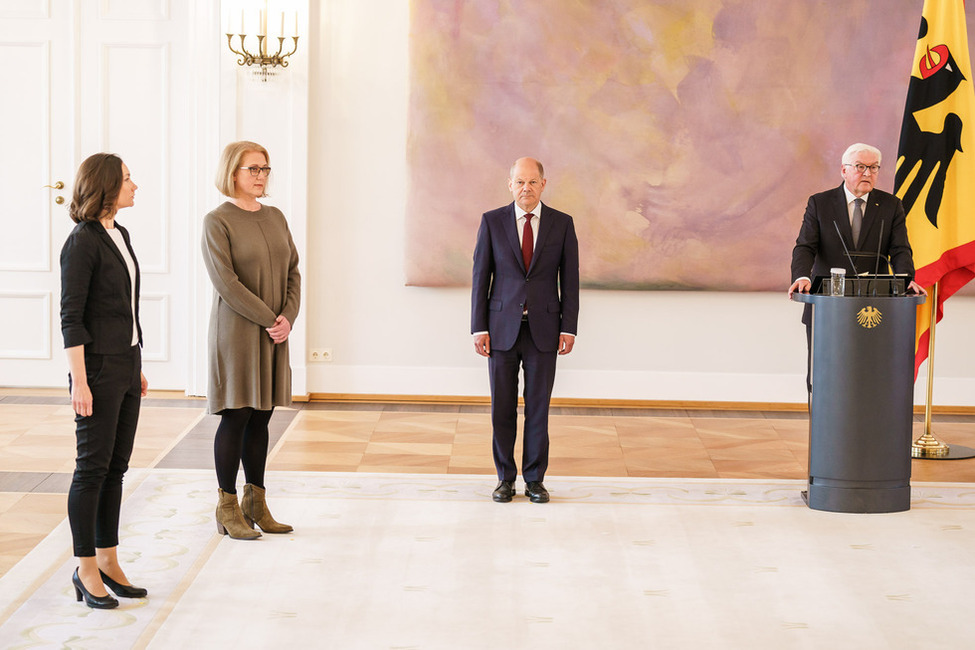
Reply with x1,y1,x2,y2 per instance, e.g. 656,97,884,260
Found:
856,306,883,329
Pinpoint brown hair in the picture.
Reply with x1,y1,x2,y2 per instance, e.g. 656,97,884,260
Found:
215,140,270,198
68,153,124,224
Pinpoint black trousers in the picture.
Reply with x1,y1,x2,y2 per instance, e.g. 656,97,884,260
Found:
67,346,142,557
488,319,558,483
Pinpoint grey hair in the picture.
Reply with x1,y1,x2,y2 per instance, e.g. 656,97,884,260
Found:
842,143,882,166
508,158,545,180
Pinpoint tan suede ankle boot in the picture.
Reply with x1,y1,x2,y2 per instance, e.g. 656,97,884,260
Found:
241,483,294,534
216,489,261,540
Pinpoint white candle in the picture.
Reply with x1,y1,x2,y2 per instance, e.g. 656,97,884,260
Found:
293,11,298,37
260,10,266,35
279,12,284,38
239,10,244,34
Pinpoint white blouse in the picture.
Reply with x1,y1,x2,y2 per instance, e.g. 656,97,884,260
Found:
105,227,139,346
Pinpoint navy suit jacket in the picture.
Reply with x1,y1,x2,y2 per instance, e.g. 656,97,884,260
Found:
471,202,579,352
791,183,915,324
60,219,143,353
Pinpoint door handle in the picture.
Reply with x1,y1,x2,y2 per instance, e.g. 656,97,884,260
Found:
44,181,66,205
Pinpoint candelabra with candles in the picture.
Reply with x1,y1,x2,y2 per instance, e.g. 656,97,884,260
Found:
226,10,299,82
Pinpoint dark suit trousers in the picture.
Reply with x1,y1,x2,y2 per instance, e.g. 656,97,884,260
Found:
805,322,813,394
488,319,558,482
67,346,142,557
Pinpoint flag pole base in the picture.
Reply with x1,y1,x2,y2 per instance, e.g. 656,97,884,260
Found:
911,434,975,460
911,432,950,458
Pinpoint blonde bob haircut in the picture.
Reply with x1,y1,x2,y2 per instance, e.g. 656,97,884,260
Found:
215,140,270,198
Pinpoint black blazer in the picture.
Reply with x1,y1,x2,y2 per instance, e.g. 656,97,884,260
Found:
792,183,915,282
791,183,915,324
60,220,142,353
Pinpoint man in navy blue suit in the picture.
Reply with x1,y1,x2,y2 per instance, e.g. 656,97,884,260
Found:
471,157,580,504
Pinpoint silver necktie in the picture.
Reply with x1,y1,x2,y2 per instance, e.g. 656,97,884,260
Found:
852,198,864,245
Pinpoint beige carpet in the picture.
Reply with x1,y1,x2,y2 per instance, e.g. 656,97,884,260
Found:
1,470,974,649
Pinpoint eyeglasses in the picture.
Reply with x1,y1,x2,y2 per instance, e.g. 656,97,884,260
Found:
239,166,272,177
844,163,880,174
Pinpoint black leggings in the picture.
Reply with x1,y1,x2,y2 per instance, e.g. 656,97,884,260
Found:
213,407,273,493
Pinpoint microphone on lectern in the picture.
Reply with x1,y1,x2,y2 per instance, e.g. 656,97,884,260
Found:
833,221,860,294
872,221,884,296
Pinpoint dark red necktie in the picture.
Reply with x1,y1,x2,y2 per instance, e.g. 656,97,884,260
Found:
522,213,534,270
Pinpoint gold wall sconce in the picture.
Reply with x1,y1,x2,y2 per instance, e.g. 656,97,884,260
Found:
226,4,299,82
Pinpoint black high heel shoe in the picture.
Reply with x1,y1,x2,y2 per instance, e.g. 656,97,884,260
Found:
99,570,148,598
72,568,118,609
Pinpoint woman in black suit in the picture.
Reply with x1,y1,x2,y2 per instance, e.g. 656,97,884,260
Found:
60,153,149,609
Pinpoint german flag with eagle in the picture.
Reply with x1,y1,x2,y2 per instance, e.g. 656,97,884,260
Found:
895,0,975,379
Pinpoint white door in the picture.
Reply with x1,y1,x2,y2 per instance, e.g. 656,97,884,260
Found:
0,0,75,387
0,0,191,390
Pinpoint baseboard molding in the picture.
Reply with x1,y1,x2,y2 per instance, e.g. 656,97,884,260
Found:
304,392,975,415
9,387,970,415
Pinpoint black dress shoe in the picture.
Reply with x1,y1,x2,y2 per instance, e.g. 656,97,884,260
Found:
492,480,515,503
100,570,148,598
525,481,550,503
72,568,118,609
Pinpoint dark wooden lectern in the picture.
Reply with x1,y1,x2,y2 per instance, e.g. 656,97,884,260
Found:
793,287,925,513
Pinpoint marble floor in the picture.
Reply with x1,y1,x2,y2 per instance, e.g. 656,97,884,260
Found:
1,390,974,648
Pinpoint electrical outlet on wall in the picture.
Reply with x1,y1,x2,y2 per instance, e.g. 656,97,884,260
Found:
310,348,333,362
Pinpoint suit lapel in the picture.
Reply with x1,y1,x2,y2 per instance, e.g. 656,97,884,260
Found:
530,205,554,273
93,220,127,267
94,220,133,293
120,224,141,343
502,202,529,273
857,194,881,250
832,186,856,250
118,224,140,299
503,204,524,272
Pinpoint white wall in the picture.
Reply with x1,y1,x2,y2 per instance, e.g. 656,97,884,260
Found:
6,1,971,407
301,0,975,407
187,0,310,398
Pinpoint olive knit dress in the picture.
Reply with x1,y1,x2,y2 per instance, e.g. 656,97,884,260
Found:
201,202,300,413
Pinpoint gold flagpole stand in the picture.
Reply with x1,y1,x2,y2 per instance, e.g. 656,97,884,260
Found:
912,283,949,457
911,282,975,460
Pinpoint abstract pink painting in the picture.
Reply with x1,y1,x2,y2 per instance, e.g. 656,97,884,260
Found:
405,0,975,291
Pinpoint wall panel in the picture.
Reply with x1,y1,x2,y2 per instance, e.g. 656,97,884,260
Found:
0,292,50,359
140,292,170,362
102,43,170,274
0,42,51,272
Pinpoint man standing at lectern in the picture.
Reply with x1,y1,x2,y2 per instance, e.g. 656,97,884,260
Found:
788,142,925,391
471,157,579,504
